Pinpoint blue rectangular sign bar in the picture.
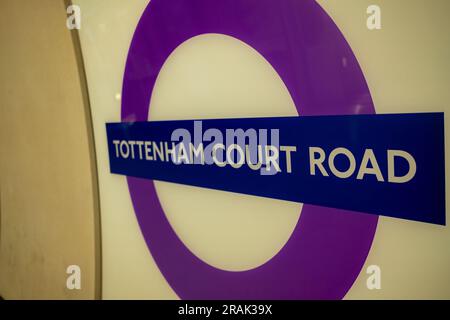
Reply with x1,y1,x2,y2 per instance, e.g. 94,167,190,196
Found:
106,113,445,225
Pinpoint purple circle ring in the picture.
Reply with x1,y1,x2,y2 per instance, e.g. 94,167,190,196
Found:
121,0,378,299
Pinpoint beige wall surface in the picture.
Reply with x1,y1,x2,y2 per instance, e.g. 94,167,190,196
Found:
0,1,100,299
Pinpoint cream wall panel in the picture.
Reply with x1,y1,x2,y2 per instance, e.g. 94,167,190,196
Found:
75,0,450,299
